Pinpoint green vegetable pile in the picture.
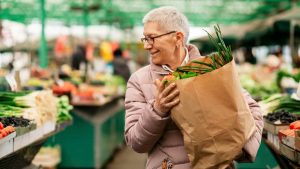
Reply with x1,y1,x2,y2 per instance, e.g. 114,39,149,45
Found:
0,104,23,117
275,96,300,114
276,69,300,88
56,96,73,123
261,93,300,115
0,91,32,117
0,91,32,107
240,74,280,101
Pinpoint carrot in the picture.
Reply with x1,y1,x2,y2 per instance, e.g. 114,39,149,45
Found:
1,126,15,135
0,122,3,130
290,121,300,129
0,130,7,137
5,126,15,133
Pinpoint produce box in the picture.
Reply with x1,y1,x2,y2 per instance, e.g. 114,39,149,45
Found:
263,119,289,135
280,143,299,163
13,132,30,151
0,132,16,158
29,125,45,143
267,132,280,149
14,126,44,151
0,132,16,145
278,128,300,151
296,137,300,152
278,130,295,149
295,130,300,152
42,121,56,135
294,129,300,136
15,122,37,136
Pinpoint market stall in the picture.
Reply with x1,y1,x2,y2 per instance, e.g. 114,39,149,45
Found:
42,65,127,168
47,97,125,168
0,90,73,168
1,0,300,168
239,64,300,168
0,120,71,169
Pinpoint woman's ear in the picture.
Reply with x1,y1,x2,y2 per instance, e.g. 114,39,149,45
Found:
176,32,184,45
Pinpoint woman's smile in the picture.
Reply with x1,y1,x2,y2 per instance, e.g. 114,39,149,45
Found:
150,51,159,56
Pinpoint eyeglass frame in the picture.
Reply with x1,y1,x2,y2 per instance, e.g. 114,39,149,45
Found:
141,31,176,45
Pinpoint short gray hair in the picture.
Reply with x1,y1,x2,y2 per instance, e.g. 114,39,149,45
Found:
143,6,189,44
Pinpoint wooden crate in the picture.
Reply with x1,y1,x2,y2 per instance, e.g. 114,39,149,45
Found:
264,119,289,135
280,143,298,163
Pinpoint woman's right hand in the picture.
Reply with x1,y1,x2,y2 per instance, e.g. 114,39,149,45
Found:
154,79,180,117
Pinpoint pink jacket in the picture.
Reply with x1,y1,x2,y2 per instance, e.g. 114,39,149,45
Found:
125,44,263,169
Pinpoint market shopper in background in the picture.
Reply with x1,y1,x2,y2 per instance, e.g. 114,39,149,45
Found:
124,6,263,169
244,47,257,65
71,45,87,70
112,48,131,82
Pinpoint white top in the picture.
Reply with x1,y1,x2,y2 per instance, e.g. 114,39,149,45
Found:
162,47,189,72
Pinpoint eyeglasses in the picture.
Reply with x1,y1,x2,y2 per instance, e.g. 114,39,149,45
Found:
141,31,176,45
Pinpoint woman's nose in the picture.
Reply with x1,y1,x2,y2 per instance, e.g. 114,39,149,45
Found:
143,42,152,50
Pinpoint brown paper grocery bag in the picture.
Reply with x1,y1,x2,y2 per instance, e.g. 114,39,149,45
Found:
171,58,256,169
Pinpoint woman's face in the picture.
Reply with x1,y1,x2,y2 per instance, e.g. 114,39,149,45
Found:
143,22,178,66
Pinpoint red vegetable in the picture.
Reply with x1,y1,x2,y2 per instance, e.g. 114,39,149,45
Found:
0,122,3,130
290,121,300,129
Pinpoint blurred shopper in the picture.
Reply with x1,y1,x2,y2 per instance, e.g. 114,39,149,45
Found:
54,35,71,67
244,47,257,65
71,45,87,70
112,48,131,82
124,6,263,169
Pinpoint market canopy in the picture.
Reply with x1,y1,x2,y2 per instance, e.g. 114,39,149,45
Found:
0,0,297,28
191,5,300,49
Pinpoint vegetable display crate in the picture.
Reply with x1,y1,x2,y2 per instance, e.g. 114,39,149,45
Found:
15,123,37,136
0,132,16,159
0,138,45,169
0,120,71,169
45,98,125,169
14,124,44,151
279,142,300,166
263,119,289,135
263,119,289,150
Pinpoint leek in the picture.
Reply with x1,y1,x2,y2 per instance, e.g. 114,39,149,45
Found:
0,91,32,107
0,104,23,117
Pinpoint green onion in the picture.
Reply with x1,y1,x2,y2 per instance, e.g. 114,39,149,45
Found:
163,25,233,84
0,91,32,107
175,24,233,77
0,104,23,117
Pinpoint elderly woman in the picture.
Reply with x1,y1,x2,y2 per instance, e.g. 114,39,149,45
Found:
125,6,263,169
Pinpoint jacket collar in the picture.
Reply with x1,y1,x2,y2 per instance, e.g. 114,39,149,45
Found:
150,44,201,75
